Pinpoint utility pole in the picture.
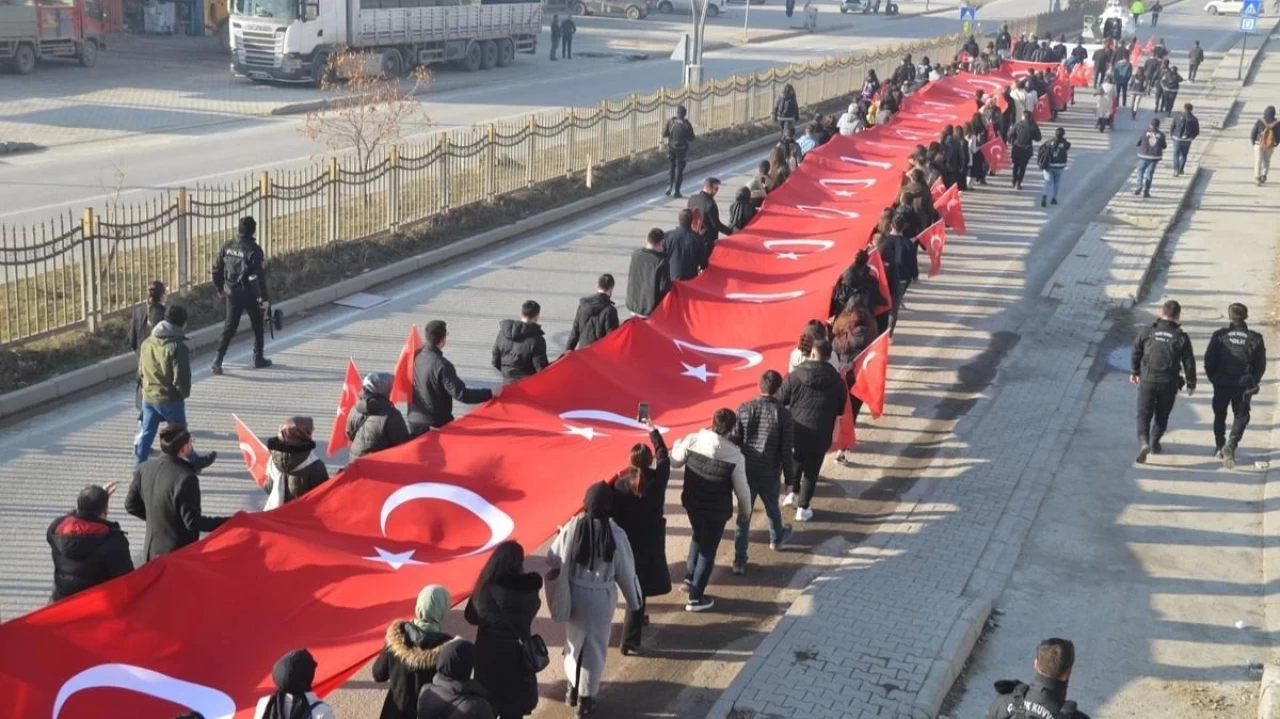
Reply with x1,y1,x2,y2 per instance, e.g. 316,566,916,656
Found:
685,0,709,87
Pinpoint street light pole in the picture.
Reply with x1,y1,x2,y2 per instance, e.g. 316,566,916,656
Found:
744,0,751,43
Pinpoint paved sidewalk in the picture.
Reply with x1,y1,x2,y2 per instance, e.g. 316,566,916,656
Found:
706,22,1246,719
944,46,1280,719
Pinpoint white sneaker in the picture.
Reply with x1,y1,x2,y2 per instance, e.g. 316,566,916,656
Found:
796,507,814,522
782,492,797,507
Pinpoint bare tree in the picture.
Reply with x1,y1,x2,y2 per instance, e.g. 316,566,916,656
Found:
301,51,431,173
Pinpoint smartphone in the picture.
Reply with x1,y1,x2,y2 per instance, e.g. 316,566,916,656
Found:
637,402,651,424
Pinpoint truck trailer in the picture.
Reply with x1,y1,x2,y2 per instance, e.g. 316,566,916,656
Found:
228,0,541,83
0,0,109,75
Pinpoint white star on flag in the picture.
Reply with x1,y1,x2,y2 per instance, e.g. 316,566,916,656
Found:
681,362,719,383
364,547,426,570
777,252,802,260
563,425,606,440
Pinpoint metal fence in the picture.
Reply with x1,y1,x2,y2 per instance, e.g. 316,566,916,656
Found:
0,1,1097,347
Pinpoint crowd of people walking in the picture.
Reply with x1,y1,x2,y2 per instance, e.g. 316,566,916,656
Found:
36,23,1247,719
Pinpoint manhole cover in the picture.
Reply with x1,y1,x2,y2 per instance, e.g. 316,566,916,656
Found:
1107,347,1132,373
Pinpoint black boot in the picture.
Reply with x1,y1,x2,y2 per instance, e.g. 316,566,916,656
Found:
577,696,597,716
566,684,578,708
1136,442,1150,464
211,355,225,375
254,355,273,369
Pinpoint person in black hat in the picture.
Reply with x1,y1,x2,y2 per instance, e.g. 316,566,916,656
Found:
408,320,500,436
211,216,271,375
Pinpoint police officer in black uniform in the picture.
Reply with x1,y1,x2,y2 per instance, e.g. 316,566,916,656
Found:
210,216,272,375
986,638,1090,719
1205,302,1267,469
1131,299,1196,464
662,105,696,198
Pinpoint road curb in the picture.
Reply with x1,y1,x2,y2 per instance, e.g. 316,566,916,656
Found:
0,131,780,421
910,597,994,719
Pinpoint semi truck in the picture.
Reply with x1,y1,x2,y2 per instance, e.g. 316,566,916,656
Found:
228,0,541,83
0,0,109,75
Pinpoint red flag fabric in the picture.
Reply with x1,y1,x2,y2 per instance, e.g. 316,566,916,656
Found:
0,68,1033,719
929,177,945,201
390,324,422,405
1069,61,1093,87
233,413,270,488
934,184,968,235
979,137,1010,175
851,331,891,419
919,220,948,278
1145,35,1155,53
835,401,857,450
986,122,997,142
1033,94,1052,123
1050,79,1071,110
1130,44,1142,65
866,248,894,316
327,358,362,457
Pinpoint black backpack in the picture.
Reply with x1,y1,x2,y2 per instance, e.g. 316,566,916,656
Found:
1036,141,1054,170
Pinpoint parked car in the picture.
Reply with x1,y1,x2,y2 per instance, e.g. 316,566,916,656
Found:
1203,0,1243,13
841,0,880,12
657,0,727,15
572,0,654,18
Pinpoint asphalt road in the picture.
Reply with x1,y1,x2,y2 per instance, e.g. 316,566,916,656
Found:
0,6,1244,718
0,0,1039,232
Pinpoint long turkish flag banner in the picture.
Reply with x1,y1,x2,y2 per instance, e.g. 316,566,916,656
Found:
0,69,1014,719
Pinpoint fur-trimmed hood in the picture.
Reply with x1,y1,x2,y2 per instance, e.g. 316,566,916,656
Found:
385,621,456,672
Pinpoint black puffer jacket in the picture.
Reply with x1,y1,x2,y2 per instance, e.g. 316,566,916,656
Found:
47,512,134,602
372,622,456,719
418,675,496,719
491,320,549,384
265,437,330,504
986,674,1091,719
565,293,619,351
779,360,848,451
465,573,543,717
347,392,412,460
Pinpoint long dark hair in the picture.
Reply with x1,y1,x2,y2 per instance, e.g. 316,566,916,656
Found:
626,443,654,498
472,540,524,600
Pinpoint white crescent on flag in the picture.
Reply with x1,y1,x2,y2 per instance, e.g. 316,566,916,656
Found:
54,664,236,719
794,205,860,221
839,155,893,170
725,291,807,303
672,339,764,369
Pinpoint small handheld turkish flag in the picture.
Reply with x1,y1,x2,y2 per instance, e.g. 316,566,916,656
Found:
919,220,948,278
851,331,891,419
233,414,270,487
1069,61,1092,88
391,324,422,405
866,249,894,316
979,137,1009,176
934,184,968,235
1130,44,1142,65
929,177,945,201
326,358,362,457
1050,80,1070,110
1033,94,1052,123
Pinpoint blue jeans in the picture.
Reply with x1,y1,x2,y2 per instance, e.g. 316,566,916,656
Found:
734,475,785,565
1041,168,1063,199
685,514,727,601
134,400,202,467
1172,140,1191,174
1134,158,1159,194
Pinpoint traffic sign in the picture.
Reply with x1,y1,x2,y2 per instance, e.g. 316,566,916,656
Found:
1242,0,1261,15
959,4,976,22
1240,14,1258,32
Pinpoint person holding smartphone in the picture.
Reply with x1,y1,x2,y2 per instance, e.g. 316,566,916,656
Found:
610,415,672,654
